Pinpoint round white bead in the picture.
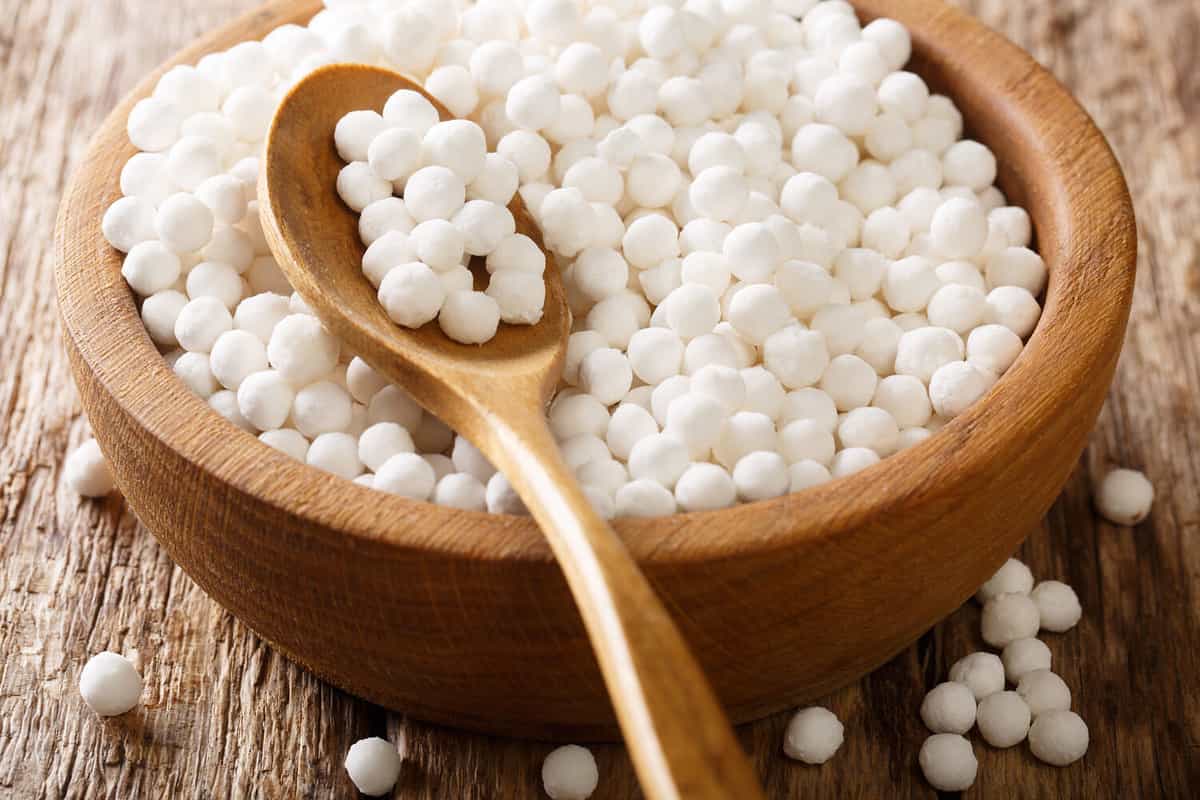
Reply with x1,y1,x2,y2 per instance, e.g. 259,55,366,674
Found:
783,707,844,765
965,323,1023,375
374,452,436,499
1028,711,1089,766
976,557,1034,603
615,480,677,518
982,592,1042,648
732,451,789,501
378,262,446,328
293,380,352,438
626,153,682,209
367,128,422,183
486,234,545,274
267,314,339,386
541,744,598,800
469,41,524,97
838,406,900,456
236,370,294,431
928,360,994,418
122,241,182,296
343,737,403,797
791,123,858,183
186,261,243,310
432,473,487,512
1095,468,1154,525
337,162,392,214
977,690,1032,748
487,270,546,324
943,139,997,190
674,462,737,511
789,459,832,491
63,438,115,498
258,428,309,462
920,681,977,735
208,329,267,390
949,651,1005,699
628,433,689,488
1002,637,1053,684
1031,580,1082,633
128,96,184,152
358,422,416,472
819,354,878,412
606,404,658,462
627,328,684,385
829,447,880,477
918,734,977,792
79,652,142,716
871,375,932,428
453,199,514,255
422,119,488,184
762,326,829,389
156,193,214,253
425,65,479,118
713,411,777,470
985,286,1041,337
506,74,562,132
895,327,965,384
722,222,780,283
485,472,526,515
404,165,467,222
439,290,500,344
541,187,597,257
1017,669,1072,717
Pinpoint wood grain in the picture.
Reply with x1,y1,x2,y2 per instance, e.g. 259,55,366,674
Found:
2,0,1197,798
261,64,763,800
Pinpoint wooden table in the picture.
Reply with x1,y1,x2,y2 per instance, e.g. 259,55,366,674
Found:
2,0,1197,796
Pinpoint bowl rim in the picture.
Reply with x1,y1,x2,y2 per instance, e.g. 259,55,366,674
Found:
55,0,1136,566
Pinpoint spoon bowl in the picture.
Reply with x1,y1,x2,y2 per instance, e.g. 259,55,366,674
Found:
258,65,568,437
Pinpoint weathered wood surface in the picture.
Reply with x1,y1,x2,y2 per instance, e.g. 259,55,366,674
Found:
0,0,1196,797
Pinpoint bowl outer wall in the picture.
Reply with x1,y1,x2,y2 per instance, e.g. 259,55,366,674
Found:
54,0,1136,740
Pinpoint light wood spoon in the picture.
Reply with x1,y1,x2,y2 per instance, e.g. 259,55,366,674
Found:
258,64,765,800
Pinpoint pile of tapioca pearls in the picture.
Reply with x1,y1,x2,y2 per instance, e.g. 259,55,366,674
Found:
100,0,1049,519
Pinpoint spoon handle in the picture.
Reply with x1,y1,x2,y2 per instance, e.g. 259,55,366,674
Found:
487,418,765,800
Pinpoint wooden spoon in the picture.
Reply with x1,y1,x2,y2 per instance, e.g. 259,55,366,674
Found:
258,64,765,800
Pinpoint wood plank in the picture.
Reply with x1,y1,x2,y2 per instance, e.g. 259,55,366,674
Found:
1,0,1197,797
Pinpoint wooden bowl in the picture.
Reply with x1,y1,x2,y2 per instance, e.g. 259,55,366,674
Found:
55,0,1135,740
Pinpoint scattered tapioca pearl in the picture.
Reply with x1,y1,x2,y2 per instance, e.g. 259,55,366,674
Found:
1017,669,1072,717
541,745,598,800
918,564,1089,788
918,734,977,792
975,557,1034,603
981,592,1041,648
782,706,844,765
920,681,976,735
976,690,1032,748
1001,637,1052,684
63,438,116,498
1095,467,1154,525
948,652,1005,700
1028,710,1089,766
344,737,403,796
1031,580,1082,633
79,651,142,716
